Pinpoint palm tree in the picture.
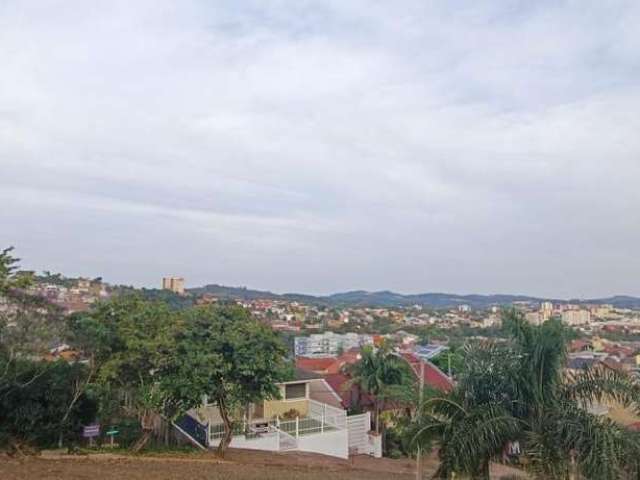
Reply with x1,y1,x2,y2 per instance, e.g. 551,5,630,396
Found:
411,309,640,479
348,343,412,433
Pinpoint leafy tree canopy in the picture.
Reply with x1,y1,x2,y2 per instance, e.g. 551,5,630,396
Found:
159,304,290,456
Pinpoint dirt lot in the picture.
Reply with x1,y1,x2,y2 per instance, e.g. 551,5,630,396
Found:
0,449,527,479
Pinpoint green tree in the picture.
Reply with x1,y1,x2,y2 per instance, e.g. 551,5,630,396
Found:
1,247,66,442
68,295,178,452
159,304,289,457
411,309,640,479
431,347,465,378
348,343,412,433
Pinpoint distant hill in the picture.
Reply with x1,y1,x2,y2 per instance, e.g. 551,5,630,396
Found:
187,284,640,309
573,296,640,309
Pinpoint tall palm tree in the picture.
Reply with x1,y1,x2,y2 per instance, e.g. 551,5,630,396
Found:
411,309,640,479
348,343,412,433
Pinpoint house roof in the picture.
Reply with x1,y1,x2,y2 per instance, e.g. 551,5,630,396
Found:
296,357,336,373
602,357,623,371
321,353,454,410
295,349,362,375
292,367,324,382
323,373,375,409
329,349,361,373
323,373,351,408
569,339,591,352
603,345,635,358
401,353,454,392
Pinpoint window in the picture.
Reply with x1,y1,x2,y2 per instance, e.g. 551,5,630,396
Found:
285,382,306,400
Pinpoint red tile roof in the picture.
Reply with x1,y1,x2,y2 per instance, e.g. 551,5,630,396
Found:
603,345,635,358
569,339,591,352
295,350,362,375
296,357,336,373
401,353,454,392
321,352,454,410
323,373,374,409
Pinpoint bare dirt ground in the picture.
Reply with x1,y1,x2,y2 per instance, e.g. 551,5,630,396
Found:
0,448,527,479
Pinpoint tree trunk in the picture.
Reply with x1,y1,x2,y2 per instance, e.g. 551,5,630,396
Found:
569,450,578,480
481,457,490,480
216,395,234,458
132,409,155,453
132,429,153,453
469,458,490,480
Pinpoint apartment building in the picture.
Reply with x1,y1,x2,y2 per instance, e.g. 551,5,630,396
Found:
162,276,185,295
294,332,373,357
562,309,591,326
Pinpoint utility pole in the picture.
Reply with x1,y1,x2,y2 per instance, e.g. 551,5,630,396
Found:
416,360,425,480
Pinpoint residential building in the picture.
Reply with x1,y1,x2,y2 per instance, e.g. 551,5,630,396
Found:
175,368,380,459
162,276,185,295
562,309,591,326
294,332,373,357
540,301,553,321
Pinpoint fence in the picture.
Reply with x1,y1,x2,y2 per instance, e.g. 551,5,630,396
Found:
308,399,347,430
207,400,347,446
208,421,250,440
278,429,297,450
347,412,371,455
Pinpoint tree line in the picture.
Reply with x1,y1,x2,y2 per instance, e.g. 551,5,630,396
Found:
1,247,289,457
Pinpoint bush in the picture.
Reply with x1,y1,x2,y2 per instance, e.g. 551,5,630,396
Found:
0,360,97,451
281,409,301,420
383,425,409,459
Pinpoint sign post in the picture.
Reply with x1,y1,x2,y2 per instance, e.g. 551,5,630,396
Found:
105,426,120,447
82,424,100,447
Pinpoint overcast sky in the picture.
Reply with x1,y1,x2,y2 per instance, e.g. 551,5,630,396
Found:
1,1,639,298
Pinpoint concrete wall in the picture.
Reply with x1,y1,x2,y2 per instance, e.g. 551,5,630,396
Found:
264,399,308,418
208,432,279,452
297,429,349,459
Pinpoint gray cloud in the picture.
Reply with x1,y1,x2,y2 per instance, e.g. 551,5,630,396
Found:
1,0,639,298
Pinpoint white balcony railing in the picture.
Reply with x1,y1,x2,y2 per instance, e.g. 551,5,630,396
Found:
207,400,346,446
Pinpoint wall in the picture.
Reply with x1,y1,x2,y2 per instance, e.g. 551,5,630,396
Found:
297,429,349,459
368,433,382,458
208,432,279,452
264,399,308,418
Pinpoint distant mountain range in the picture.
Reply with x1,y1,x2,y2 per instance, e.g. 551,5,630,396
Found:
187,285,640,309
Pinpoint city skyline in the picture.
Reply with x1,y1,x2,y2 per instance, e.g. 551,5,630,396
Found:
2,1,640,298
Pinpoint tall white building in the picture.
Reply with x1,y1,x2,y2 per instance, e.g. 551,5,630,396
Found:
540,301,553,313
162,277,185,295
540,301,553,321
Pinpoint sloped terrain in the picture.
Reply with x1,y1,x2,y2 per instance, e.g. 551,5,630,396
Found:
0,449,527,480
